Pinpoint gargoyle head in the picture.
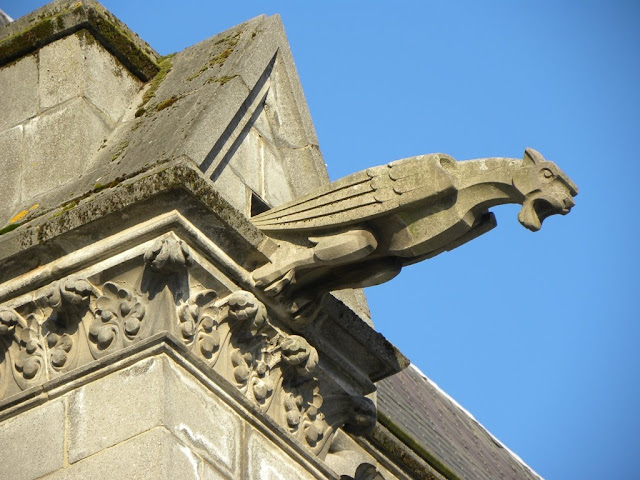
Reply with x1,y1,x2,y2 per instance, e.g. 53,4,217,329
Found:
513,148,578,231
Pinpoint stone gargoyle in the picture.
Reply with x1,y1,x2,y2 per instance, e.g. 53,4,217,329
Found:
251,148,577,304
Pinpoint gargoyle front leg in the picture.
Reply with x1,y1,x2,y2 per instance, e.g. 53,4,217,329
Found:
253,228,378,295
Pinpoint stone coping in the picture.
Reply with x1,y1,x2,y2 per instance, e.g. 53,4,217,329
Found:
0,0,159,80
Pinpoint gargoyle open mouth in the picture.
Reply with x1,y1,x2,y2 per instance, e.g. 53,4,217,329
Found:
518,194,573,231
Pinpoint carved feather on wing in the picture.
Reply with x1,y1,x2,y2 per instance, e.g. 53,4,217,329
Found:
251,154,457,232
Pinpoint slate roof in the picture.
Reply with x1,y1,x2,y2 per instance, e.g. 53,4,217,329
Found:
377,365,541,480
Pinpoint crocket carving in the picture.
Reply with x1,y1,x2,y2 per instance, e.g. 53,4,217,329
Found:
251,148,577,303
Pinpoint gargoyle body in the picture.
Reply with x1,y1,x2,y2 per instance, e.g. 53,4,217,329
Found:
251,149,577,305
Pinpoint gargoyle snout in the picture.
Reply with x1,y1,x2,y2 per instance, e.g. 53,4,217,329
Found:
563,196,575,211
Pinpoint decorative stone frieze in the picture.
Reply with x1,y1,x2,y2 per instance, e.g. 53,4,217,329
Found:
0,231,375,457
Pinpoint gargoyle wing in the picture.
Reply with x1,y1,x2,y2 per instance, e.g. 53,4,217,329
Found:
251,154,457,232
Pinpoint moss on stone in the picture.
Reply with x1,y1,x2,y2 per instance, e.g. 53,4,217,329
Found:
186,65,208,82
110,140,129,162
0,3,159,80
0,223,20,236
185,30,242,82
140,54,175,107
0,17,56,62
85,8,159,81
206,74,239,86
155,95,182,111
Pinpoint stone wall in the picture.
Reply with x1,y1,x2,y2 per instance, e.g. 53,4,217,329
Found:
0,352,333,480
0,29,142,228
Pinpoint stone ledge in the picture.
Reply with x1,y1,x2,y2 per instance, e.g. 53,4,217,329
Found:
0,0,159,80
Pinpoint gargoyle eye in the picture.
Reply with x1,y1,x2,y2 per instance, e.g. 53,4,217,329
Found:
540,168,554,180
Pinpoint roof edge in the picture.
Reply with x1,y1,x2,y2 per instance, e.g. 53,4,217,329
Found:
409,364,544,480
0,0,160,80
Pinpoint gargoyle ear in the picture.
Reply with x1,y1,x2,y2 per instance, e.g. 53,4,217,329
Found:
523,148,545,166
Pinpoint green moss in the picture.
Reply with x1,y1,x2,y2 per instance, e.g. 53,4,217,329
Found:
206,74,238,86
0,223,20,235
0,17,55,61
186,30,242,82
0,4,159,80
85,9,159,81
110,140,129,162
140,54,175,107
186,65,208,82
92,178,121,193
61,200,78,212
155,95,181,111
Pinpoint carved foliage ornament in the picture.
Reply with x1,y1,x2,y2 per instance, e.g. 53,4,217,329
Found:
0,235,375,456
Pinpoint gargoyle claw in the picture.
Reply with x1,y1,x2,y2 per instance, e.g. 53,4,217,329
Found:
262,269,295,297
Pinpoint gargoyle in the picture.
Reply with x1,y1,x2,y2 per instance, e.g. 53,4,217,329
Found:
251,148,577,304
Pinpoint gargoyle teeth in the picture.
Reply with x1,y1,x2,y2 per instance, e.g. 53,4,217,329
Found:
519,194,566,231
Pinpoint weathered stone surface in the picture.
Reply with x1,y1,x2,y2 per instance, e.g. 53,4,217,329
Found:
45,427,201,480
252,150,578,305
39,34,85,110
0,54,38,132
164,359,243,479
0,125,23,227
39,31,141,121
0,398,65,480
213,164,251,214
202,463,232,480
245,426,319,480
23,97,111,199
67,356,165,463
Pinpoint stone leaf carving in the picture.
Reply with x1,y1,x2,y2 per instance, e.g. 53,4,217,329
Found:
144,236,192,272
44,278,95,373
0,307,47,390
89,281,146,358
178,289,220,359
251,149,578,306
0,249,380,458
179,289,321,414
177,288,369,454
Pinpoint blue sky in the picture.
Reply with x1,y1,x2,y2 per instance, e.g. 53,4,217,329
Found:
4,1,639,478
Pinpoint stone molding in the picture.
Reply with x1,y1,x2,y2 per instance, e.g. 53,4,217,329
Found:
0,230,377,458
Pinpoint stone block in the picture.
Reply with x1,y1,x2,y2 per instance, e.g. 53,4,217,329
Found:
263,142,293,207
0,398,65,480
39,34,85,111
212,165,248,214
245,427,317,480
83,33,143,123
0,125,23,226
67,356,165,463
23,97,111,200
44,427,201,480
164,360,243,479
227,125,263,196
39,32,142,122
0,54,38,132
